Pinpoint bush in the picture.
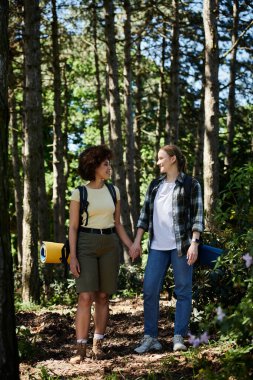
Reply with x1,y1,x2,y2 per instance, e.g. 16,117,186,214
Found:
116,263,144,297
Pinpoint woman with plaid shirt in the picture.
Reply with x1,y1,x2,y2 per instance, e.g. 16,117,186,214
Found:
130,145,204,353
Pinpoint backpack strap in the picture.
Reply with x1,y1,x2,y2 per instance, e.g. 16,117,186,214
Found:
105,182,117,206
77,183,116,229
61,239,70,278
77,185,89,227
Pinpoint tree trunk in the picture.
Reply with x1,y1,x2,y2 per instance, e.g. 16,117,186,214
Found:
123,0,138,231
51,0,66,243
225,0,238,172
0,1,20,376
63,61,70,181
92,0,105,144
22,0,42,303
104,0,132,243
133,38,142,219
155,25,167,176
165,0,180,144
10,92,23,266
203,0,219,229
193,50,205,179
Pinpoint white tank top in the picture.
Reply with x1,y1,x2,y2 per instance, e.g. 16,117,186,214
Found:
151,181,177,250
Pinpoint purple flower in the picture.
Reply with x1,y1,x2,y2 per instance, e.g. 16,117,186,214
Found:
200,332,209,344
242,253,253,268
188,333,196,345
192,337,200,348
216,306,225,321
188,332,209,348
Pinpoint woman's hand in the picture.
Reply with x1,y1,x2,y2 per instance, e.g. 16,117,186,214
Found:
70,256,80,278
129,242,142,262
187,243,199,265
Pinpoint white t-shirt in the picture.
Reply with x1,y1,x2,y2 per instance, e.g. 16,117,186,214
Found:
71,185,120,229
151,181,177,250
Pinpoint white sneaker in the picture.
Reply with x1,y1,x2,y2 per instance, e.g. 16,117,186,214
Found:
134,335,162,354
173,335,187,351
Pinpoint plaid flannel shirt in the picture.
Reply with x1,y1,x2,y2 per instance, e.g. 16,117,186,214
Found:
137,172,204,256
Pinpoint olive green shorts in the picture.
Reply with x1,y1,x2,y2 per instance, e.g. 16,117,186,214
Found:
75,231,121,295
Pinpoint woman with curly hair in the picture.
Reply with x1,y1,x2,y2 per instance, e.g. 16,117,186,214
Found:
69,145,134,362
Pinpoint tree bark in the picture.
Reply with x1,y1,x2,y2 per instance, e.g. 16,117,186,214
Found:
51,0,66,243
104,0,132,243
203,0,219,228
92,0,105,144
133,38,142,220
165,0,180,144
225,0,238,172
10,92,23,266
155,24,167,176
62,60,70,182
123,0,138,231
22,0,42,302
0,0,20,376
193,49,205,179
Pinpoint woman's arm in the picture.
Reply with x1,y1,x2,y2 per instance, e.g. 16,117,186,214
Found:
114,200,133,249
69,200,81,277
129,227,145,262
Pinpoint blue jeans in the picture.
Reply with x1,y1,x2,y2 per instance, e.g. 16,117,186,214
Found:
143,248,193,338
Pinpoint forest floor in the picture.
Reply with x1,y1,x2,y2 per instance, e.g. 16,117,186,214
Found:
17,296,219,380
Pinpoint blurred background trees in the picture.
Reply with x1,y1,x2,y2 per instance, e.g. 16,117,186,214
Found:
4,0,253,309
1,1,252,377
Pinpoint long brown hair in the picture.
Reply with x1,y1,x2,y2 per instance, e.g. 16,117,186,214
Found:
160,145,187,172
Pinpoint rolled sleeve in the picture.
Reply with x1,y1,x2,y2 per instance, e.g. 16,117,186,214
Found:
191,181,204,233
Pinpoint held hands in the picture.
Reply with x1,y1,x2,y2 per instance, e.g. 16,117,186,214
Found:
129,242,142,262
187,243,199,266
70,256,80,278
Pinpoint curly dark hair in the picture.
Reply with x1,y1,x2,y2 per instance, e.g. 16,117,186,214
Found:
78,145,113,181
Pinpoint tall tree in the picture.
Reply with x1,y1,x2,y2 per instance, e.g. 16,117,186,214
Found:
155,23,167,171
224,0,239,171
92,0,105,144
51,0,66,243
104,0,132,241
165,0,180,143
0,0,20,377
22,0,43,302
133,37,142,219
10,92,23,266
203,0,219,227
193,50,205,179
123,0,138,230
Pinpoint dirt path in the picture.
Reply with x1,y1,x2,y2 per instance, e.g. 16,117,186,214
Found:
17,297,198,379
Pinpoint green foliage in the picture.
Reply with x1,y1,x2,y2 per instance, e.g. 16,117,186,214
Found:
181,165,253,379
116,264,144,297
16,325,38,360
42,278,77,306
192,229,249,316
215,163,253,231
188,229,253,379
38,366,61,380
194,345,252,380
